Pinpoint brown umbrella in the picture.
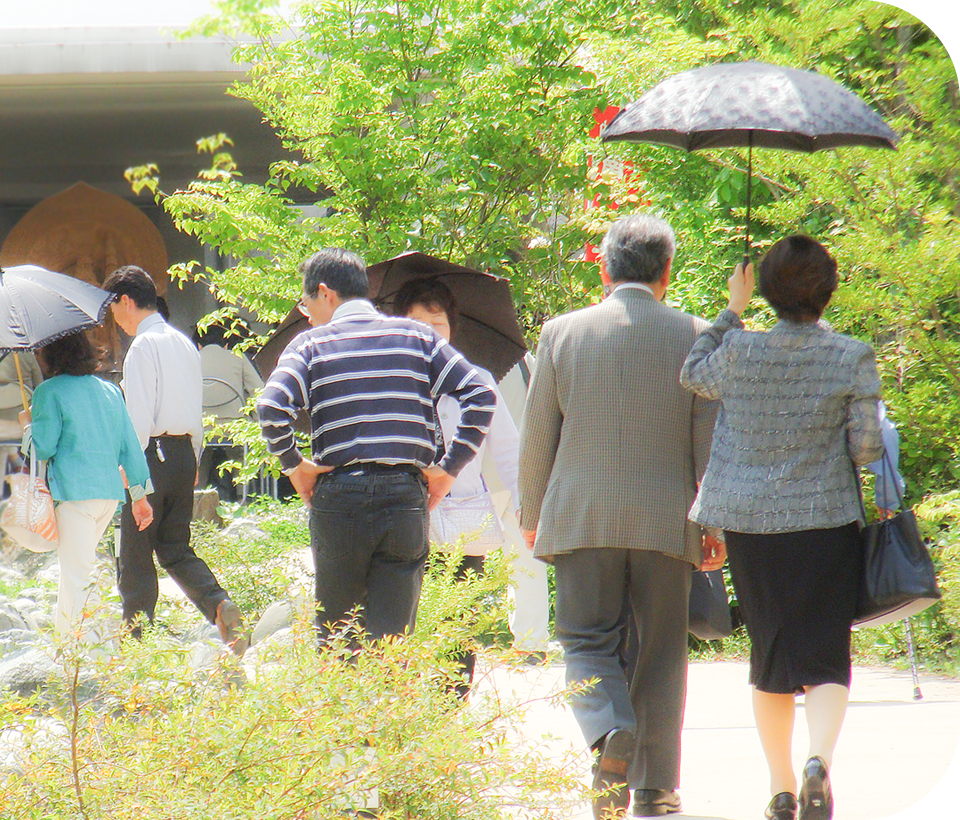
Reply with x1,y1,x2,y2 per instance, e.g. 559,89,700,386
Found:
0,182,169,289
254,251,527,382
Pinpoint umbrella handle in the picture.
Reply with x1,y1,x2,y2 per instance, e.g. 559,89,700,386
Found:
13,352,29,412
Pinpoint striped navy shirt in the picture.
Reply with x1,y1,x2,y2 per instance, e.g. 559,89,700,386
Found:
257,299,497,476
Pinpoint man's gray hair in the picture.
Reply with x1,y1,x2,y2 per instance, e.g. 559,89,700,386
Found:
599,214,676,284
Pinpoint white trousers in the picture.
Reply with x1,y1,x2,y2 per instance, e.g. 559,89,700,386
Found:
507,544,550,652
54,499,119,642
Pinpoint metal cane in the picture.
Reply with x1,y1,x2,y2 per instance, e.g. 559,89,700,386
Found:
903,618,923,701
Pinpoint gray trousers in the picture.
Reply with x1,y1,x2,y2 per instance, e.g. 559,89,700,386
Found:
553,548,691,790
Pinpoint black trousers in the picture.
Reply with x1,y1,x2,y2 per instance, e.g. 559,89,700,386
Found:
451,553,485,698
118,435,228,625
311,468,429,642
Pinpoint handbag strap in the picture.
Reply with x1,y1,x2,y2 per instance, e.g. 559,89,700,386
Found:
856,447,907,522
878,447,906,509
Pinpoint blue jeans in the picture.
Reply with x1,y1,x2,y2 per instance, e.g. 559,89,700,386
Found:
311,469,429,642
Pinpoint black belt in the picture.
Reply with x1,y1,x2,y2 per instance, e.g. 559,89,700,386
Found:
328,463,421,477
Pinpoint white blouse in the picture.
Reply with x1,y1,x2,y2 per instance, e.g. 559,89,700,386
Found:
437,366,520,518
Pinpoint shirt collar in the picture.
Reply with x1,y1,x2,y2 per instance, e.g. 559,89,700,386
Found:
331,299,379,321
135,312,166,336
613,282,655,297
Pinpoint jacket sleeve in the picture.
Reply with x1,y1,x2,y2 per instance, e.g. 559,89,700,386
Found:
480,379,521,515
428,337,496,477
117,393,153,498
846,345,884,467
691,392,718,485
257,339,311,474
518,324,562,530
27,383,61,462
680,309,743,400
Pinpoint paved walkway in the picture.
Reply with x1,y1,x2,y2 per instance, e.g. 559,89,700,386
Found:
478,660,960,820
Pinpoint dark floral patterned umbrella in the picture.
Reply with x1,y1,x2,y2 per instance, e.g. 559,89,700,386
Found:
602,61,898,258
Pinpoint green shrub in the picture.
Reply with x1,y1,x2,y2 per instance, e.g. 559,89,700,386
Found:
2,614,582,820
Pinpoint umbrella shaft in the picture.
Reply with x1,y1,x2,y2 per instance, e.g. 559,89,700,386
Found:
745,134,753,259
13,352,29,412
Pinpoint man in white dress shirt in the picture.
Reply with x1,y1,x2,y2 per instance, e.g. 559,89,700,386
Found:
103,266,247,655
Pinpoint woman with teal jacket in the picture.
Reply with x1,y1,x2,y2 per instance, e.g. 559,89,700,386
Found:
21,330,154,644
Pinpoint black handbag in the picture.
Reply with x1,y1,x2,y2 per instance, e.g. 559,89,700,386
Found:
688,568,733,640
854,451,941,628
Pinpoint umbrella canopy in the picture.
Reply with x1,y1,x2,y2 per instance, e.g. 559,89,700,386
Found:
0,264,114,352
602,61,898,254
255,251,527,383
602,61,898,152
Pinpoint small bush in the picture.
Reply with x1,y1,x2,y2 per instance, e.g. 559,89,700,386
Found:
2,614,582,819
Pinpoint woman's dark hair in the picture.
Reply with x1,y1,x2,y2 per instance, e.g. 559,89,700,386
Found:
758,235,838,323
41,331,100,377
392,277,459,334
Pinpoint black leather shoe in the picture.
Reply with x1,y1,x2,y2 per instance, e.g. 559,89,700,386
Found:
799,756,833,820
632,789,681,817
591,729,634,820
765,792,798,820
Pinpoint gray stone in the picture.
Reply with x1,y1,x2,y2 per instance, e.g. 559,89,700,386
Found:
0,606,27,633
220,518,268,542
0,648,57,696
193,489,224,526
189,640,222,671
36,565,61,586
16,588,46,603
251,599,294,646
0,629,39,658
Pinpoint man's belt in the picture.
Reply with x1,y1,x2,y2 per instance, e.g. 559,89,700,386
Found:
327,462,421,477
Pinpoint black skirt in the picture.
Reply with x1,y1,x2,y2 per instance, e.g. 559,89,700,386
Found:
724,524,862,695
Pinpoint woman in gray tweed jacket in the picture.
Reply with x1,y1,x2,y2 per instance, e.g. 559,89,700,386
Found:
681,236,883,820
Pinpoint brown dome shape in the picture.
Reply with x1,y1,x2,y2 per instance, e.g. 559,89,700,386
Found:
0,182,168,294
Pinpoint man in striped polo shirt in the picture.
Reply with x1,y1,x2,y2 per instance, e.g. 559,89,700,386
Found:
258,248,497,642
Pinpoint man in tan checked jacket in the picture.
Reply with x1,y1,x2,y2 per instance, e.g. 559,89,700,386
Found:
518,214,723,819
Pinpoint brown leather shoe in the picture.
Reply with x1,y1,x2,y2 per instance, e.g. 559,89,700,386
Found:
592,729,634,819
215,598,249,657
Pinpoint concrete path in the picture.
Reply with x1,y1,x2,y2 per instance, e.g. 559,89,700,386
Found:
479,660,960,820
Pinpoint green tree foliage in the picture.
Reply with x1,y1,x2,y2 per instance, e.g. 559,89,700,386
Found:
134,0,638,329
137,0,957,496
698,1,960,495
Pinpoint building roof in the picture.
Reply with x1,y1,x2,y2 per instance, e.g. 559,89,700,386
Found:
0,22,289,206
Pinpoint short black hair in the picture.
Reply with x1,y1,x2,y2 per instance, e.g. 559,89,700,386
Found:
392,277,460,334
102,265,158,310
599,214,676,284
41,331,100,377
300,249,368,301
758,235,838,323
